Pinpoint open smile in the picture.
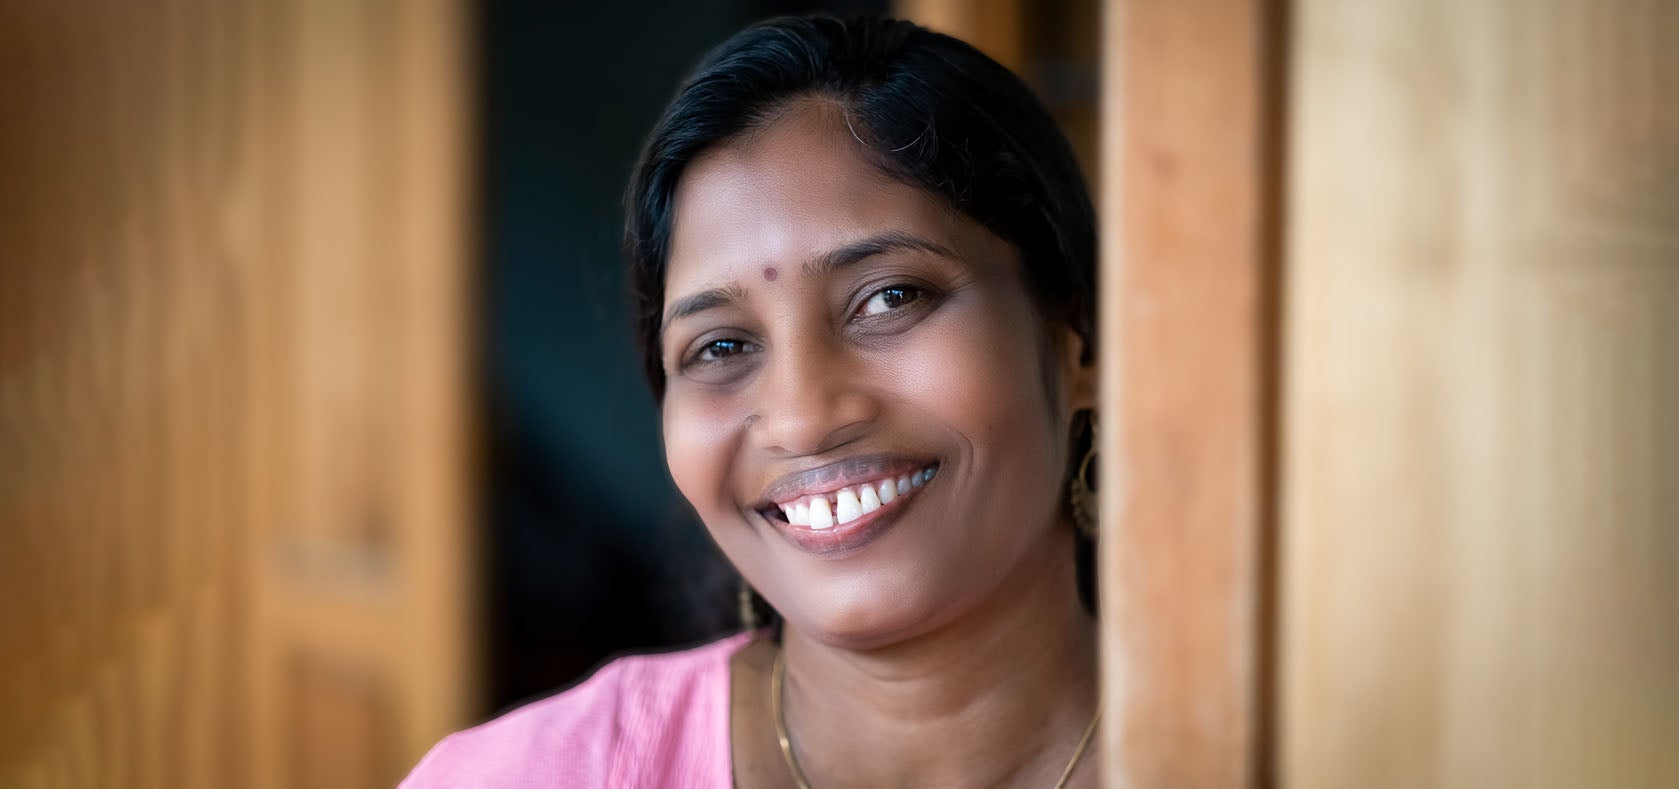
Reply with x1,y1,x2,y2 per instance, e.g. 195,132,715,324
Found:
753,457,940,556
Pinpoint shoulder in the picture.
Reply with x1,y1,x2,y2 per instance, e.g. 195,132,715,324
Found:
399,633,753,789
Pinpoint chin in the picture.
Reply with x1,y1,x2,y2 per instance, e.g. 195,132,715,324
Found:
783,582,948,651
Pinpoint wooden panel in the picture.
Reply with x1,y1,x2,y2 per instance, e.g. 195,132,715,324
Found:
1098,0,1281,786
0,1,475,787
0,4,257,786
290,654,389,789
243,3,478,784
1282,0,1679,786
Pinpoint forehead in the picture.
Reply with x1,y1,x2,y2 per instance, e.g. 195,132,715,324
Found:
664,103,966,297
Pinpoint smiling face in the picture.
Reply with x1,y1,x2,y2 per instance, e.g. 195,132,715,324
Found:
660,102,1094,649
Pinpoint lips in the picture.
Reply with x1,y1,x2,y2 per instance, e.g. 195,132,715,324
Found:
773,464,938,527
753,455,940,556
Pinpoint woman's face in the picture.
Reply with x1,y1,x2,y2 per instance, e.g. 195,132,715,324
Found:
660,103,1094,649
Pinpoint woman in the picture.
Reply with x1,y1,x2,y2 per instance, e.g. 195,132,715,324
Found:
405,15,1101,788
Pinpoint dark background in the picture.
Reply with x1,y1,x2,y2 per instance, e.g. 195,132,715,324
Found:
479,0,889,715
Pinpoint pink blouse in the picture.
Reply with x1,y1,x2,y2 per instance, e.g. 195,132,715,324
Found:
401,632,753,788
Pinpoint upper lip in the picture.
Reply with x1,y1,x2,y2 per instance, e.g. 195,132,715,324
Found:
754,452,937,507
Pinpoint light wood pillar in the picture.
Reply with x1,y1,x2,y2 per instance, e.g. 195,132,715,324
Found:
1280,0,1679,786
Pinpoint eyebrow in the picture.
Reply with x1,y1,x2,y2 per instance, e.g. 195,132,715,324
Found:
803,230,963,280
661,230,962,329
663,283,747,326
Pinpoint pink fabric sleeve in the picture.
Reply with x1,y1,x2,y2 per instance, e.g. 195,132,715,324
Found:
399,633,749,788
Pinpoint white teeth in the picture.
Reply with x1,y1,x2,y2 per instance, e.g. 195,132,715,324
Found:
835,488,862,524
778,465,940,531
859,484,881,513
809,497,834,530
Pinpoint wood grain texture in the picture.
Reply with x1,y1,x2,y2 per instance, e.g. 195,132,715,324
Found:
0,1,475,786
1098,0,1281,786
1281,0,1679,786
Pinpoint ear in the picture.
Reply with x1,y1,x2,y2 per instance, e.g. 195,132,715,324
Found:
1059,325,1098,414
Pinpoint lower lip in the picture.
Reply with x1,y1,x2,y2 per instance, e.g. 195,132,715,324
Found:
768,482,929,558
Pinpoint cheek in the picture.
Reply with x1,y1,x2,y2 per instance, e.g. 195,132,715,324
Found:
661,390,746,522
893,293,1067,538
903,298,1059,455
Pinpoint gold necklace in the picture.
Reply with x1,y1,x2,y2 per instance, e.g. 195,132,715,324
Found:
770,648,1102,789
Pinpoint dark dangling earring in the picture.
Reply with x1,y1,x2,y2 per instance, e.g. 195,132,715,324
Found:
1069,411,1099,539
738,579,760,631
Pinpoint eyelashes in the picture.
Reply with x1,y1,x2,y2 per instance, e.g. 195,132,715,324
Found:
857,285,925,317
692,337,757,364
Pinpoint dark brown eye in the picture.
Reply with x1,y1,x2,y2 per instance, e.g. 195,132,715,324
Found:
696,338,753,362
858,285,922,317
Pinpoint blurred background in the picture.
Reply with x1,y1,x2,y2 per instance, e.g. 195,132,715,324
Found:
0,0,1673,788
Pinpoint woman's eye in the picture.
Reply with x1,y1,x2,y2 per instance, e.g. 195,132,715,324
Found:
858,285,923,317
694,338,754,363
674,335,761,383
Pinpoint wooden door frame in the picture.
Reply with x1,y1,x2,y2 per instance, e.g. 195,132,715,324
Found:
1098,0,1285,786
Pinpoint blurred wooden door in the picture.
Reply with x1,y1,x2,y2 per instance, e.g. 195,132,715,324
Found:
0,1,475,788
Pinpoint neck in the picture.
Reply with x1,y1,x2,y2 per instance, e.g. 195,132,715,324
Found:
778,528,1098,788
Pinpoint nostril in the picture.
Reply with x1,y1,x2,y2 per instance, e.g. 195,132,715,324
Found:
749,355,883,457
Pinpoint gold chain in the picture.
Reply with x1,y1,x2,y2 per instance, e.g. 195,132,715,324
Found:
771,648,1101,789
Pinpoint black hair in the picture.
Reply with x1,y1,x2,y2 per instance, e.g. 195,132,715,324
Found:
624,15,1099,625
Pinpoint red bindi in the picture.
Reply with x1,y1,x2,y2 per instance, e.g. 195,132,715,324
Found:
762,266,778,282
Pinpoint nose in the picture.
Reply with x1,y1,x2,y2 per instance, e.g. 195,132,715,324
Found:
748,335,880,456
